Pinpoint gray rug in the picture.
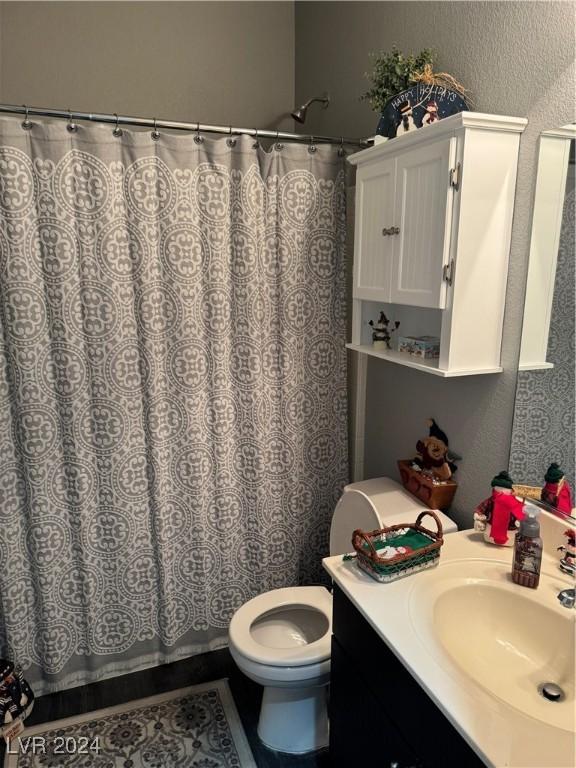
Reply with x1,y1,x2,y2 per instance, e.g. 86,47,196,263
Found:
6,679,256,767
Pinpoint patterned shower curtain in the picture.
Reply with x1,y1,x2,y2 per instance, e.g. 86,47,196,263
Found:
0,118,347,693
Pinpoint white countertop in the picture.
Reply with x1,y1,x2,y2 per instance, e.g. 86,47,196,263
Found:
323,516,575,768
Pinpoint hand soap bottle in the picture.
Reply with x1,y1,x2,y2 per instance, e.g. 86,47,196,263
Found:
512,507,542,589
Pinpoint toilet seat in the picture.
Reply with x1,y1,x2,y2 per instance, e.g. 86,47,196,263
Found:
229,586,332,668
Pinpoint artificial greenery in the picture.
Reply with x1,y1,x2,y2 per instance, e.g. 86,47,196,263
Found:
362,46,436,114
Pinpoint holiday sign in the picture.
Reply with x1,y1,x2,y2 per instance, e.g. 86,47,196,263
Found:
376,83,469,139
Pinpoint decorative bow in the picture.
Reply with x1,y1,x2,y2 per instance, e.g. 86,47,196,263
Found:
411,64,472,105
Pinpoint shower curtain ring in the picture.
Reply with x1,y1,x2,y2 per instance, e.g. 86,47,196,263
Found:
151,118,160,141
253,129,259,149
227,125,236,148
66,109,78,133
338,137,345,157
275,129,283,151
308,134,317,154
113,113,123,137
21,105,32,131
194,122,203,144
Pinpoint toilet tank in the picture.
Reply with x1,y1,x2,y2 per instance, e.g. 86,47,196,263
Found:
329,477,458,556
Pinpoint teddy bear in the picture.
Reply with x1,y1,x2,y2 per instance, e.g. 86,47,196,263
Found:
412,418,456,481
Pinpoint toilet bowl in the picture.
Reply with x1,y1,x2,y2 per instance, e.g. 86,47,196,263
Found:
228,477,458,754
229,586,332,754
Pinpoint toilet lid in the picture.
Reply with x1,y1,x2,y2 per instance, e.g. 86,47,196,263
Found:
228,586,332,667
330,487,382,555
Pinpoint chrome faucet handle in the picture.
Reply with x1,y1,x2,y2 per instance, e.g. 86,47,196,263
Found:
557,588,575,608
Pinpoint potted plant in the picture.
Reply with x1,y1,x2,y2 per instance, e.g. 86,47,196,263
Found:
362,46,470,140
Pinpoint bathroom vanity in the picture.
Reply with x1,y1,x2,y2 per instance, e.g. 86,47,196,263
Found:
323,512,575,768
329,583,484,768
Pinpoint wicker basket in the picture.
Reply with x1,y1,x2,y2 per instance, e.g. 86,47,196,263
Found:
351,511,444,583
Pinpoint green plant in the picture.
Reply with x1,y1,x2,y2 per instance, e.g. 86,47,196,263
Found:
362,46,436,113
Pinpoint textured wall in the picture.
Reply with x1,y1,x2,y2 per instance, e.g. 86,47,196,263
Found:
295,1,576,526
0,1,295,130
510,178,575,492
0,4,3,99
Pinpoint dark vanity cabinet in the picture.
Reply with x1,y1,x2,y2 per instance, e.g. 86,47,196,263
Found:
329,584,486,768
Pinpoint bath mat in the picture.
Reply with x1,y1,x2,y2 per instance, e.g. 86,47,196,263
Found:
5,679,256,767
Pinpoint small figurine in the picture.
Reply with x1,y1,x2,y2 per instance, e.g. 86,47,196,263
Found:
473,471,525,546
412,418,457,481
368,311,400,350
541,463,573,515
378,544,412,560
422,100,439,126
557,528,575,575
0,659,34,731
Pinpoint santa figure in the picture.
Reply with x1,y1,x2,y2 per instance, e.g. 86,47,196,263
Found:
397,101,417,134
557,529,575,575
541,463,573,515
473,471,525,546
422,100,439,126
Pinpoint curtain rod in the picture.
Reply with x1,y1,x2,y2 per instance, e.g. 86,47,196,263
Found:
0,103,371,148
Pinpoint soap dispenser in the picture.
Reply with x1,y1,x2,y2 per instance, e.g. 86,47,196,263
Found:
512,507,542,589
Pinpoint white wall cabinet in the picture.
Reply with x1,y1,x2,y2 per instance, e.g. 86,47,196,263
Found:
348,112,527,377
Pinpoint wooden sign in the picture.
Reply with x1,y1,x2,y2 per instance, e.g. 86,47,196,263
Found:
376,83,469,139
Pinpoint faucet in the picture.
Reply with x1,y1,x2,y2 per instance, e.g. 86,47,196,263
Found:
557,588,575,608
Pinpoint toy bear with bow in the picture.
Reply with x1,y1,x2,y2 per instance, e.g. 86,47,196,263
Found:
413,418,457,481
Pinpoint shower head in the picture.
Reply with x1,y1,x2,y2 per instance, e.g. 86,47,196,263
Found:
291,94,330,124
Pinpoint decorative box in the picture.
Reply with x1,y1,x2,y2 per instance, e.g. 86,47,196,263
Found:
398,335,440,359
397,460,457,510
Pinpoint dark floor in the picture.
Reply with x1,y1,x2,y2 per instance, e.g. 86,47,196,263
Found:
1,649,329,768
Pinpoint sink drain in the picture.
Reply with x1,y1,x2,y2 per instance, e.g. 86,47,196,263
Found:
538,682,565,702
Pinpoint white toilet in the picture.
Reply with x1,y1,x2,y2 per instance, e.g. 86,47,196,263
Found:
228,477,457,754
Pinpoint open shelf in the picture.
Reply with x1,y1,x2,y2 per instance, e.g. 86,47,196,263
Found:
346,344,503,377
518,362,554,371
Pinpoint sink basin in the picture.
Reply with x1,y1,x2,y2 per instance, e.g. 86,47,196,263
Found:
409,559,576,732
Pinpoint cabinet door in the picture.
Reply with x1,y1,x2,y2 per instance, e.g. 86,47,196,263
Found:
353,156,395,301
391,137,456,308
329,638,420,768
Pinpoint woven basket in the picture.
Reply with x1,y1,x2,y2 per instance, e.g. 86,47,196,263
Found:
351,511,444,583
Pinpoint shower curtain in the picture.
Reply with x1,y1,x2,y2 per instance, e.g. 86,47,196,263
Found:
0,118,348,693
